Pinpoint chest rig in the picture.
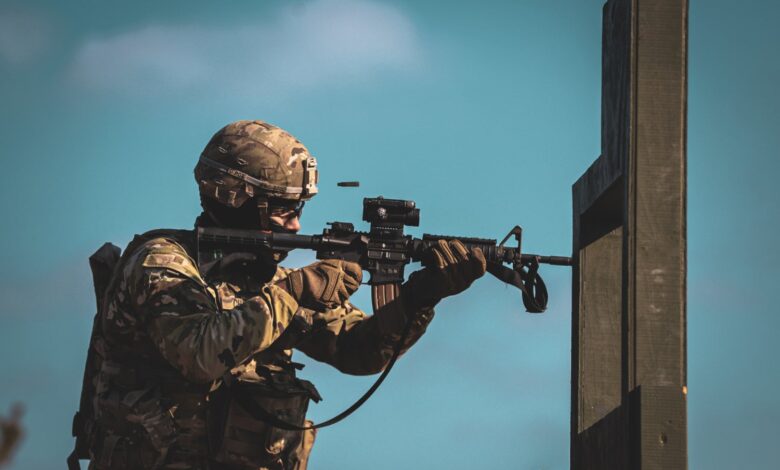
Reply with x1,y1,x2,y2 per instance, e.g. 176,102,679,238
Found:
202,257,321,470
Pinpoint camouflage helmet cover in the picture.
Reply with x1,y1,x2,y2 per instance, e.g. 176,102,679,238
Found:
195,120,319,208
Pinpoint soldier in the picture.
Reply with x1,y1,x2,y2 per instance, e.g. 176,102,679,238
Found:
81,120,486,469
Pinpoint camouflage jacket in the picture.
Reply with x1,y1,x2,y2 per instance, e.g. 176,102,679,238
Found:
90,229,434,470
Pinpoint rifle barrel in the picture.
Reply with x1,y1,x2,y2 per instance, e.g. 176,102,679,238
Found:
520,254,573,266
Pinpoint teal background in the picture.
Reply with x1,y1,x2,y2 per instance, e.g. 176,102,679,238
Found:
0,0,777,468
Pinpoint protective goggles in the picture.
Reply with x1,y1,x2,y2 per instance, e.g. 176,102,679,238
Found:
267,199,305,218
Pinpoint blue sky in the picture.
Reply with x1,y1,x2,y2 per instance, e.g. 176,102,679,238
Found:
0,0,777,468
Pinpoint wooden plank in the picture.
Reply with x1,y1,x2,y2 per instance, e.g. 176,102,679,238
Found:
628,0,688,390
625,1,688,466
572,154,621,218
571,1,632,467
572,169,626,470
629,386,687,469
572,0,687,468
576,401,628,469
573,223,626,469
579,225,623,431
571,0,631,217
600,0,632,178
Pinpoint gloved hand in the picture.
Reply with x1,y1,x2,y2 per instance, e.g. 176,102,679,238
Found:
276,259,363,310
403,239,486,310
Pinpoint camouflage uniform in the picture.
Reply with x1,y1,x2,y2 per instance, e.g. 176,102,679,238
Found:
89,225,434,469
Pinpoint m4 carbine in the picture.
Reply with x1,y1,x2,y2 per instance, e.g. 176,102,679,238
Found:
195,196,573,431
197,196,572,314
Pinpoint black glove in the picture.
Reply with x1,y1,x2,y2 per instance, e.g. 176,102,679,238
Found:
277,259,363,310
403,239,486,310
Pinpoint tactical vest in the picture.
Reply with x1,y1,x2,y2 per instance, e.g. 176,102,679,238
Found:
70,230,319,470
70,230,195,469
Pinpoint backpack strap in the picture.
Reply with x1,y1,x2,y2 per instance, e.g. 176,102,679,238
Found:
69,242,122,470
68,229,195,470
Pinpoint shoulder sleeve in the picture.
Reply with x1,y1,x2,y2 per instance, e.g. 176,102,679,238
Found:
122,237,300,383
295,300,435,376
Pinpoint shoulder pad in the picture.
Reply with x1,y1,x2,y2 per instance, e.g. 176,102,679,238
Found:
139,238,205,286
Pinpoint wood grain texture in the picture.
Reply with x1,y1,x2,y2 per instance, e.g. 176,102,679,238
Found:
572,0,687,468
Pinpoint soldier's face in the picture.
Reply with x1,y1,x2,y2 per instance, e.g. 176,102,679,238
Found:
259,199,304,233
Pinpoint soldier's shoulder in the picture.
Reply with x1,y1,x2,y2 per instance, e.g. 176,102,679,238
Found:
122,229,204,285
271,265,295,283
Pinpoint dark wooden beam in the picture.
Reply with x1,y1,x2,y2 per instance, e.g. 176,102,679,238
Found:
571,0,688,468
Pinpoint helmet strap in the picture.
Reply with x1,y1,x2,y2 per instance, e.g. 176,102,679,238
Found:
256,197,271,231
202,205,229,228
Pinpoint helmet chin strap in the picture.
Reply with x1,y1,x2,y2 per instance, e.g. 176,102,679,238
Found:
268,221,295,263
256,197,271,231
202,206,229,228
258,197,294,262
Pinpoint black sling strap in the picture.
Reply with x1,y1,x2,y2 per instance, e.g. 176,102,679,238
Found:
232,282,413,431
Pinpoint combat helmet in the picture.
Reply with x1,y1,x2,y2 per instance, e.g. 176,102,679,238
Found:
194,120,318,229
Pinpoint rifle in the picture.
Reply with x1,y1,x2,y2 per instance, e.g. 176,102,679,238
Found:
195,196,572,431
197,196,572,314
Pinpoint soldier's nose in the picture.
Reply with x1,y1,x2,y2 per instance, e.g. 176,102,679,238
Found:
286,216,301,232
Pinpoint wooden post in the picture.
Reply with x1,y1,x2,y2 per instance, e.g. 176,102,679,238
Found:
571,0,688,468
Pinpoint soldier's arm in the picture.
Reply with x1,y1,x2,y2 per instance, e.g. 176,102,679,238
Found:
123,238,299,383
299,239,486,374
295,300,435,375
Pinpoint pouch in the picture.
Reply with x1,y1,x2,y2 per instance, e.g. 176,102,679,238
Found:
208,377,320,469
93,382,177,469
